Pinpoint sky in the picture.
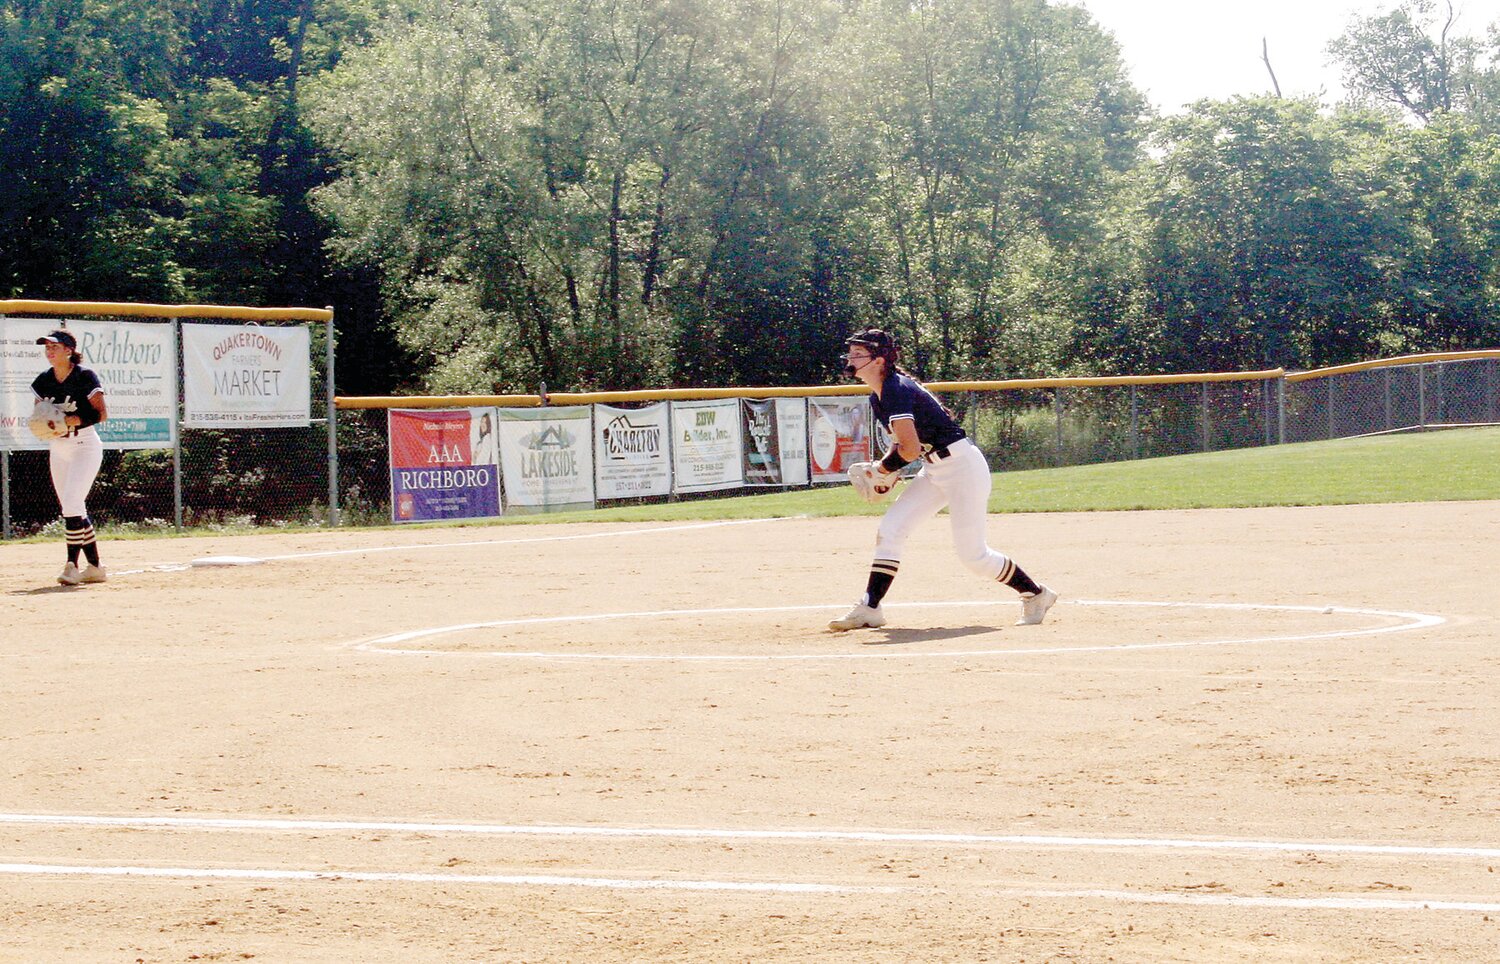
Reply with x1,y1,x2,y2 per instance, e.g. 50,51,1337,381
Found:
1075,0,1500,113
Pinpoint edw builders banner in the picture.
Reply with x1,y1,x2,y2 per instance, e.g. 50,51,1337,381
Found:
388,408,502,522
671,398,743,494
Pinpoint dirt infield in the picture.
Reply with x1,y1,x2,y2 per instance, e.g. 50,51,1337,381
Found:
3,501,1498,961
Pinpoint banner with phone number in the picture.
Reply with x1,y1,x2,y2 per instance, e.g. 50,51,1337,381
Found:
387,408,501,523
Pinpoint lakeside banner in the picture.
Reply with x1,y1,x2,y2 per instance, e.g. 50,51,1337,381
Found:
497,406,595,512
808,397,871,483
595,402,671,499
0,317,175,450
741,397,809,486
387,408,501,523
182,323,311,428
671,398,743,494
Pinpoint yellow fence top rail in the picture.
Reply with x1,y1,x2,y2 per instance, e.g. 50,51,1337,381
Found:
1285,349,1500,382
0,299,333,322
335,369,1288,409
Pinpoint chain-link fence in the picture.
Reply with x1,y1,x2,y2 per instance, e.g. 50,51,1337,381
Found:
2,307,335,538
4,340,1497,536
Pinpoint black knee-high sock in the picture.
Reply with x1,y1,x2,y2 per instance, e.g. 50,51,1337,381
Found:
64,516,86,565
65,516,99,566
996,557,1041,596
863,559,900,608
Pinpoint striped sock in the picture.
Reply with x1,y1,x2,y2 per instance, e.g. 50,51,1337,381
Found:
64,516,90,565
996,556,1041,596
863,559,900,608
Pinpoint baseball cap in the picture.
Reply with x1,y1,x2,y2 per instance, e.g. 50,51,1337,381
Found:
36,330,77,350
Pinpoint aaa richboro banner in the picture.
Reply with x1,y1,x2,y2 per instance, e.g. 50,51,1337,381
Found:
594,402,671,499
808,397,872,483
0,317,175,450
671,398,743,494
387,408,501,523
182,323,310,428
497,406,595,512
741,398,809,486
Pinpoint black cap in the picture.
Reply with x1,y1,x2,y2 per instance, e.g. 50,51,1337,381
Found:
845,328,896,356
36,330,77,350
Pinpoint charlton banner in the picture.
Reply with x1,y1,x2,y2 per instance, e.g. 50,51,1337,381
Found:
594,402,671,499
387,408,502,523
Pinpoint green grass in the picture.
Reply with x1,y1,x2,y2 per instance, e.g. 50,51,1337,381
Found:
521,425,1500,523
10,427,1496,542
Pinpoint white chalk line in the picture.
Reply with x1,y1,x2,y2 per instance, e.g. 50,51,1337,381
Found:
106,517,799,575
0,862,872,894
351,600,1445,661
5,814,1496,908
3,812,1497,859
3,863,1498,911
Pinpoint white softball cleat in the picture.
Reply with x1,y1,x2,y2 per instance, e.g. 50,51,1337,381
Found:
828,602,887,632
81,563,107,584
57,562,82,586
1016,586,1058,626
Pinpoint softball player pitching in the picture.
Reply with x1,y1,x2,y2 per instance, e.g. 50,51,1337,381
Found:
32,330,109,586
828,329,1056,631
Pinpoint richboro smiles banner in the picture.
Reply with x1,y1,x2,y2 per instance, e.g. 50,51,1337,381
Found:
182,323,311,428
0,317,176,450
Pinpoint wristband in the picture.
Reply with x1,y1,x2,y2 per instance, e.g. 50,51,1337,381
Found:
879,449,911,474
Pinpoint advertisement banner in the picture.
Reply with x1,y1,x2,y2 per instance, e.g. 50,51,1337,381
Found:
775,397,809,486
1,317,175,450
741,397,809,486
595,402,671,499
497,406,595,512
387,408,502,523
671,398,744,494
182,323,311,428
808,397,872,483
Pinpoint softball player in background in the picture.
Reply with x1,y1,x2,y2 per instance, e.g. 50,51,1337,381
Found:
828,328,1056,631
33,330,109,586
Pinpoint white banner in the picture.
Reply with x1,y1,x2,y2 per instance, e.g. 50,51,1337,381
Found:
1,317,176,450
671,398,744,494
808,397,872,483
594,402,671,499
182,323,311,428
497,407,595,512
775,397,809,486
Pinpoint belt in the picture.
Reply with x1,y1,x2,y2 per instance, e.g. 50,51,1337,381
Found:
922,439,965,463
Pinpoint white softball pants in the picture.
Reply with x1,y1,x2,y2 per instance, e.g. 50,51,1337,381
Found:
873,438,1012,579
49,428,104,517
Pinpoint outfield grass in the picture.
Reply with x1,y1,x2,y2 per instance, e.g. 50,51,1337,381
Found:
17,426,1496,542
522,425,1500,524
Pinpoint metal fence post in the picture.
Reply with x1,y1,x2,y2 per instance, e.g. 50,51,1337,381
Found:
1129,385,1139,460
172,319,183,532
326,310,338,527
1200,381,1210,451
1277,376,1286,445
2,449,9,540
1383,367,1392,432
1053,388,1064,463
1418,363,1428,428
1326,376,1336,440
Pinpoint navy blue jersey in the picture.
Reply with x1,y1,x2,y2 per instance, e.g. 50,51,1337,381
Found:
870,371,965,451
32,366,104,435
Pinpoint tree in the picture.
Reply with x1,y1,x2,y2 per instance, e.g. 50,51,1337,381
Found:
1328,0,1493,123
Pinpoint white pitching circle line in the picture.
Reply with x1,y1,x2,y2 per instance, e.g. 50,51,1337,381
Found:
350,600,1444,661
4,813,1495,860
